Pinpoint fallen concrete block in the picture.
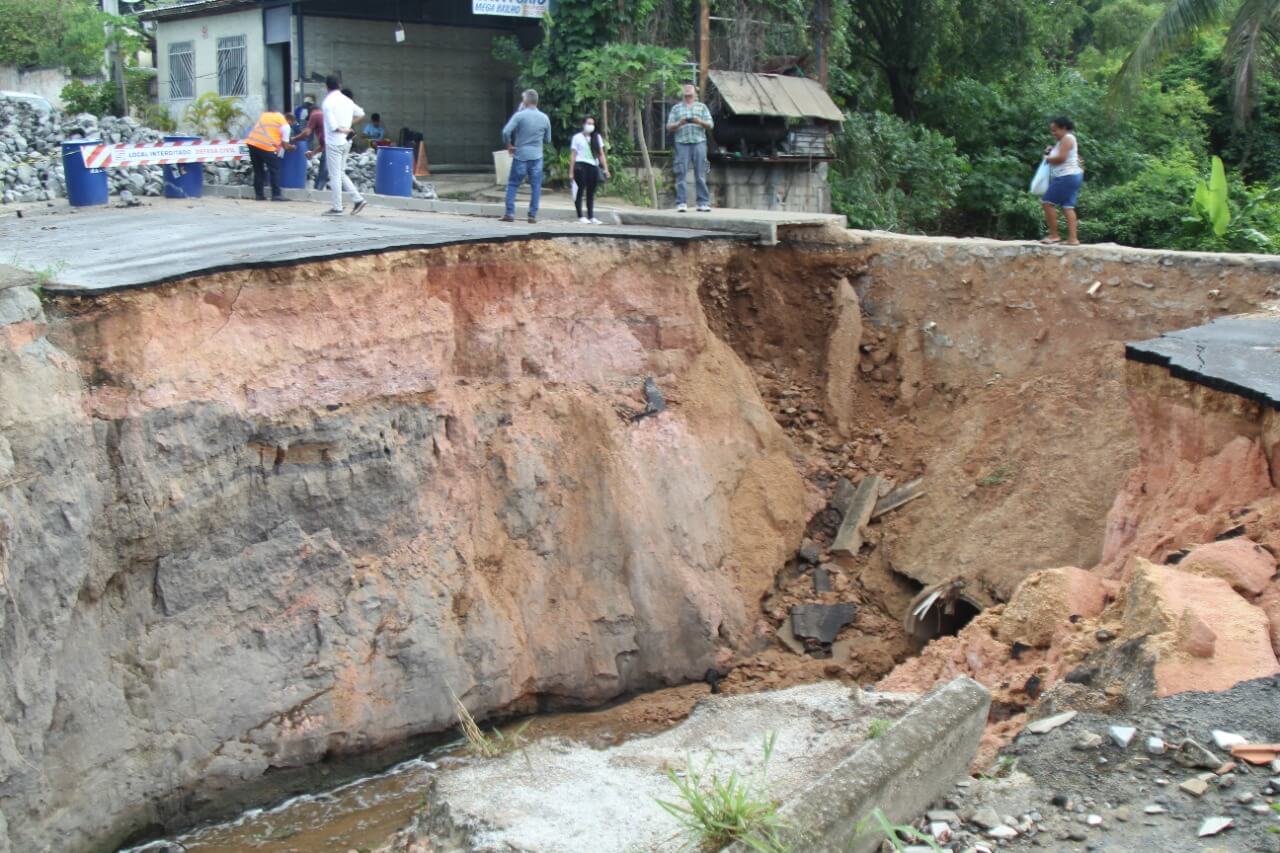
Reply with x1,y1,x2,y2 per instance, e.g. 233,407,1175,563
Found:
830,475,881,556
727,676,991,853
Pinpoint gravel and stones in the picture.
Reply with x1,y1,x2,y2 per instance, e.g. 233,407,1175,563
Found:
0,94,437,206
904,676,1280,852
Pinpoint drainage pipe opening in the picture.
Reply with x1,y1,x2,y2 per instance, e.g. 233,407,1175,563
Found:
903,579,983,644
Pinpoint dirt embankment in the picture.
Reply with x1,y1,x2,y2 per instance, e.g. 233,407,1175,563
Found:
1,241,810,853
694,234,1280,758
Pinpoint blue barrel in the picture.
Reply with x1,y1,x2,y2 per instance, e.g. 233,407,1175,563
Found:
61,140,108,207
163,135,204,199
374,146,414,197
280,136,309,189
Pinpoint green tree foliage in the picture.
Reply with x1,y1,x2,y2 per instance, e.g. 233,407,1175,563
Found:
1113,0,1280,124
0,0,122,77
573,42,690,205
829,111,966,232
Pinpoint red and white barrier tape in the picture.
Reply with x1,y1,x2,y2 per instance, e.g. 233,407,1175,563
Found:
78,140,249,169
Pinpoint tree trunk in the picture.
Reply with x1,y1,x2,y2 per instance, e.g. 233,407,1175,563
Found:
634,101,658,207
885,66,918,121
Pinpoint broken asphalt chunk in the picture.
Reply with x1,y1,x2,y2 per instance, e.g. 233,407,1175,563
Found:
789,602,856,644
1172,739,1222,770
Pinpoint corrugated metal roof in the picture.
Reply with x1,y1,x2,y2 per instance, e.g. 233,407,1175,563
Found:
139,0,259,21
708,70,843,122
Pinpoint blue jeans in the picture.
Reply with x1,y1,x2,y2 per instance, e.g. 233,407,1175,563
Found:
674,141,709,207
505,157,543,218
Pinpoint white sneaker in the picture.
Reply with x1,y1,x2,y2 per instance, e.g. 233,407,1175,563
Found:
578,217,590,224
696,204,711,212
676,203,687,212
589,217,603,225
322,208,345,216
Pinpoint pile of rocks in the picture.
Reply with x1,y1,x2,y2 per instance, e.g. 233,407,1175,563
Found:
0,94,435,204
902,677,1280,852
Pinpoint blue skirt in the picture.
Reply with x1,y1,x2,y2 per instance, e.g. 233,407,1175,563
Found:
1043,172,1083,208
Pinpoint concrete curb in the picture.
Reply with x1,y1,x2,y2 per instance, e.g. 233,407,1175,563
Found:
727,676,991,853
196,184,843,244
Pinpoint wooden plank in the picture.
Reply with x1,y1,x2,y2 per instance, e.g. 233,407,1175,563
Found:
829,474,881,556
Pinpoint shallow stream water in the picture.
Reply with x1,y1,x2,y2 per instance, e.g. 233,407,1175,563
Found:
118,682,710,852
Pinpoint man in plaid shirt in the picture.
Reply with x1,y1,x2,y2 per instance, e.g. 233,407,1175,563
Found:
665,83,714,212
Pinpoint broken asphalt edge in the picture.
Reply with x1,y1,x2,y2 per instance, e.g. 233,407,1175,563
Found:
726,676,991,853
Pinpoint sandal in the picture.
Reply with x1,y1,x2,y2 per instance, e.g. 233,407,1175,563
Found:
1065,240,1081,246
1039,237,1061,245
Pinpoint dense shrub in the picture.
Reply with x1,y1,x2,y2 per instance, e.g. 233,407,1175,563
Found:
830,111,966,233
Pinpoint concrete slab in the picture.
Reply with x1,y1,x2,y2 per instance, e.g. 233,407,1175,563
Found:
728,676,991,853
1,197,743,295
1126,314,1280,410
422,683,917,853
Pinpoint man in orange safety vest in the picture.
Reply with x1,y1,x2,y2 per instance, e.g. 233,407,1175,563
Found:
245,106,296,202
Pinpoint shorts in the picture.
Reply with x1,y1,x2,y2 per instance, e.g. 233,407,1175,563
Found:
1042,172,1083,208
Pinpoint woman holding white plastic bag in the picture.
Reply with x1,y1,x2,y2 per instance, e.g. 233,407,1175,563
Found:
570,115,609,224
1038,117,1084,245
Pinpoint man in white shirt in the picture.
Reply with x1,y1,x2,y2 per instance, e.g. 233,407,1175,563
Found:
316,76,366,216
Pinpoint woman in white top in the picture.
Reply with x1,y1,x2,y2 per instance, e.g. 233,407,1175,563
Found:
570,115,610,224
1040,116,1084,245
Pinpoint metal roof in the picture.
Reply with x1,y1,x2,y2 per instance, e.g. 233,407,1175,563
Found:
708,70,843,122
138,0,260,21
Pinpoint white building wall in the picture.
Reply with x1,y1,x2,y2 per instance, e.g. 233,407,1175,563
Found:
155,8,266,134
303,17,517,165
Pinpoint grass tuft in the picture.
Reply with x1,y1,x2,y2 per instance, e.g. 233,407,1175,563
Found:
449,689,530,759
977,463,1015,487
866,719,893,739
656,731,788,852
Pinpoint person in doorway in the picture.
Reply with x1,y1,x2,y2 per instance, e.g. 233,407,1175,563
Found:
665,83,714,212
1041,116,1084,245
362,113,386,142
569,114,609,224
500,89,551,223
293,93,315,127
245,105,295,202
311,76,367,216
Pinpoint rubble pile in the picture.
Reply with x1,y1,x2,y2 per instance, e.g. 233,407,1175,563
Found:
902,677,1280,852
0,95,434,204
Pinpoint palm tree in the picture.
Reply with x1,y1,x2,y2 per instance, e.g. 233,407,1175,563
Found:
1113,0,1280,125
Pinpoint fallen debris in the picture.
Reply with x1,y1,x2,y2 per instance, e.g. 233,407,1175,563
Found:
1197,816,1233,837
790,602,857,644
1109,725,1136,749
871,477,926,519
830,474,882,556
1025,710,1077,734
1231,742,1280,765
1179,776,1210,797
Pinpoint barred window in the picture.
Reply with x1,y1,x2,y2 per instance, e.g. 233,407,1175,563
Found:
168,41,194,99
217,35,248,97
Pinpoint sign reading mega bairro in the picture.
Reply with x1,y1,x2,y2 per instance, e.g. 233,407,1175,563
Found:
472,0,547,17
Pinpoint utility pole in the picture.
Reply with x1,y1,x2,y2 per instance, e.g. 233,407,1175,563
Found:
698,0,709,93
816,0,829,88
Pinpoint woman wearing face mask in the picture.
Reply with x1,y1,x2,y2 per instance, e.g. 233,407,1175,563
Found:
570,115,609,224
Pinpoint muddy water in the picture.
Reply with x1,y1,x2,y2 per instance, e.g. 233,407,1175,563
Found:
119,683,711,853
121,745,460,853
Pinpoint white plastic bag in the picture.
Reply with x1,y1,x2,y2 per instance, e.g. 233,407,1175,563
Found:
1029,159,1051,196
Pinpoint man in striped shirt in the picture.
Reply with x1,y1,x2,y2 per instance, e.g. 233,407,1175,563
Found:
665,83,714,212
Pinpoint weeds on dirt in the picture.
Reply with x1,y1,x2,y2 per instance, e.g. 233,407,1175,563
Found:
976,464,1015,487
866,719,893,739
856,807,942,851
656,731,788,852
449,690,530,759
979,754,1018,779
